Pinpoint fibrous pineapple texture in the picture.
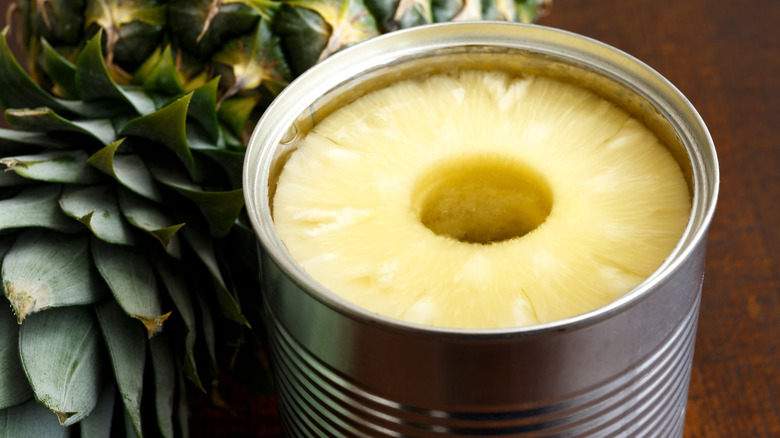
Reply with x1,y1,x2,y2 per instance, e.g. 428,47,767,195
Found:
273,70,691,329
0,1,550,436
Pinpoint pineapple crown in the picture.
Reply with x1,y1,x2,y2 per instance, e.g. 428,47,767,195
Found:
0,23,266,436
0,0,548,435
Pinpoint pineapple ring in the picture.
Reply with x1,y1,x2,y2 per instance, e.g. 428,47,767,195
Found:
272,70,691,329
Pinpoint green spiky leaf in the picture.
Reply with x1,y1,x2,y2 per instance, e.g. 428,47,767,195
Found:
0,399,70,438
154,169,245,238
0,28,105,118
4,107,117,146
175,360,191,438
18,306,105,426
88,139,166,203
0,185,82,233
1,150,105,184
0,128,73,152
188,78,221,143
0,235,11,262
154,254,203,391
75,30,156,115
123,411,139,438
150,336,176,438
1,229,106,323
120,93,195,173
226,219,263,290
59,185,138,245
0,168,33,187
187,126,246,187
194,147,246,189
78,383,117,438
140,45,185,96
117,188,184,252
95,299,147,437
91,238,171,337
183,224,248,326
39,37,79,99
217,94,260,141
194,289,218,380
0,303,33,409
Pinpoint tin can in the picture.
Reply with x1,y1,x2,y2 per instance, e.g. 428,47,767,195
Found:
243,23,719,437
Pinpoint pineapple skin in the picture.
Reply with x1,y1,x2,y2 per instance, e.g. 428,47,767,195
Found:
273,70,692,329
0,1,550,437
9,0,549,137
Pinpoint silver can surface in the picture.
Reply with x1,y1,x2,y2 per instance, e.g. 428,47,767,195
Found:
243,23,719,437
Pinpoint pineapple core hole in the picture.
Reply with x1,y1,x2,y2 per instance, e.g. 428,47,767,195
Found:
413,155,553,245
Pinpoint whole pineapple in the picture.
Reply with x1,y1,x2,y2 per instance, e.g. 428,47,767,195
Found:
0,0,549,436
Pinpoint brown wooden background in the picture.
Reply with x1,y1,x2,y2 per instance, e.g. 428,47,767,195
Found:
2,0,778,437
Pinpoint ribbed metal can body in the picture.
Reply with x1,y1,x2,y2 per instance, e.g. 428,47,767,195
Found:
244,23,719,438
261,246,704,437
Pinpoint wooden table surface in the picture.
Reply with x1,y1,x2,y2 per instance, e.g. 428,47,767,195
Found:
189,1,780,437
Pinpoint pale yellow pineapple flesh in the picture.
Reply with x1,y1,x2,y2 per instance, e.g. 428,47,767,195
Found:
272,70,691,329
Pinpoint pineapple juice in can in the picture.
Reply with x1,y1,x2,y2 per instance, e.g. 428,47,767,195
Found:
244,23,719,437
